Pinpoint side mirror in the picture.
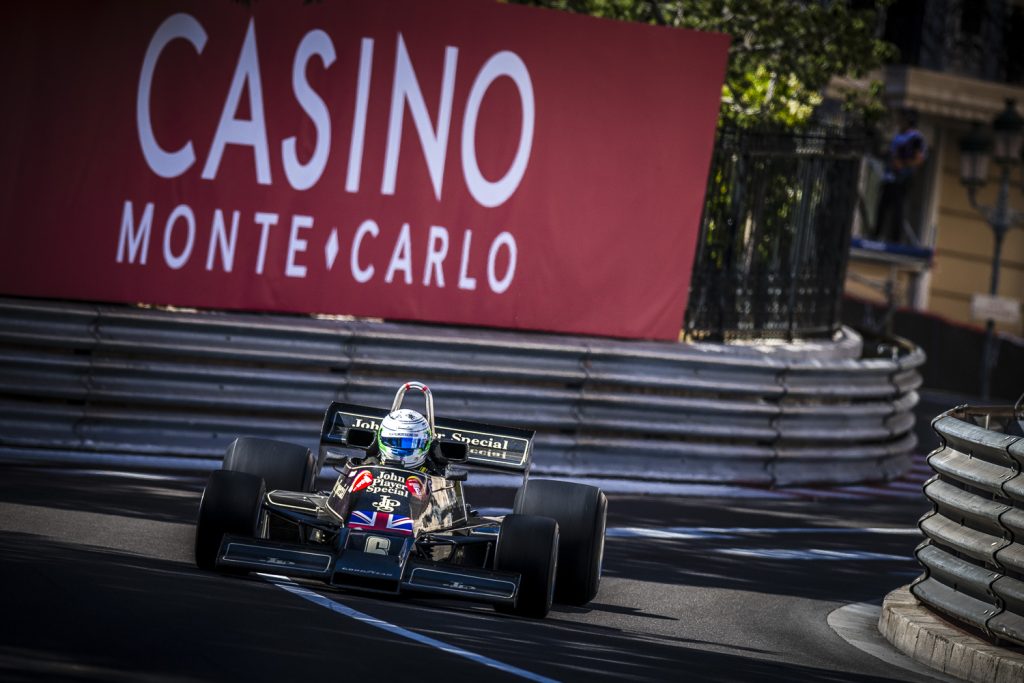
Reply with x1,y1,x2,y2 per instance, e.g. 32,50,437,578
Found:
436,440,469,463
344,427,376,449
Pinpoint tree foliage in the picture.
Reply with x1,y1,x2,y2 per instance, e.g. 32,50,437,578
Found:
508,0,894,129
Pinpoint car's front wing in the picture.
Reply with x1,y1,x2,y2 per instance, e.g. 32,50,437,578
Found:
215,534,519,606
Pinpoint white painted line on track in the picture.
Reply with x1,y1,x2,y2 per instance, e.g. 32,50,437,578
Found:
469,473,799,498
886,481,926,491
0,450,221,472
716,548,911,561
835,486,921,499
261,575,558,683
58,469,200,483
348,519,919,541
779,488,869,500
605,526,920,541
475,507,512,517
828,602,961,682
607,527,735,540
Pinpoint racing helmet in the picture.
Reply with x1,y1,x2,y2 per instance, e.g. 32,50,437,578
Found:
377,409,432,468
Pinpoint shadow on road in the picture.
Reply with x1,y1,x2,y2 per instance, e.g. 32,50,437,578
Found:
0,529,924,683
0,466,203,524
602,535,920,605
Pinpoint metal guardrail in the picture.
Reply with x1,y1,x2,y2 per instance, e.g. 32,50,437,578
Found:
913,400,1024,646
0,297,923,485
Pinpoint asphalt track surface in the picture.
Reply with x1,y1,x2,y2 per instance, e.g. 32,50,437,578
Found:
0,465,946,682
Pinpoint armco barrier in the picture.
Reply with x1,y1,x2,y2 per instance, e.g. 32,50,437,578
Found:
913,401,1024,645
0,297,923,485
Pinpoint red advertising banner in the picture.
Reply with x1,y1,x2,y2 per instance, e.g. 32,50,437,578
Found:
0,0,728,340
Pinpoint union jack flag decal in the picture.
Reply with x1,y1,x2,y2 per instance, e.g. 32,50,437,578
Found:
348,510,414,535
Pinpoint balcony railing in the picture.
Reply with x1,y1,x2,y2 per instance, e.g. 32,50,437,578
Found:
884,0,1024,85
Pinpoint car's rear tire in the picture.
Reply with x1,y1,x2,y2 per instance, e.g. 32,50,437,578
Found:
195,470,265,571
223,436,315,493
493,514,558,618
514,479,607,605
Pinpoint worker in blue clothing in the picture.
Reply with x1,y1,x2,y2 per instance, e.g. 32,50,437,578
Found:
875,109,927,244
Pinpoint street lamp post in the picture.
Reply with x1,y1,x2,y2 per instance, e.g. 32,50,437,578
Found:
958,98,1024,400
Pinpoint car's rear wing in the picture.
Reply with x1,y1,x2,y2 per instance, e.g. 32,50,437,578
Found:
319,401,535,474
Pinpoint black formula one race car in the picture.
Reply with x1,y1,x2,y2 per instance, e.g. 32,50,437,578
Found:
194,382,607,617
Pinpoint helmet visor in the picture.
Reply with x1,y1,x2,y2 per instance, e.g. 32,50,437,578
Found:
381,434,429,455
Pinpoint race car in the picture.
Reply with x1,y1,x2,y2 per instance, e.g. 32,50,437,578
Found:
194,381,607,618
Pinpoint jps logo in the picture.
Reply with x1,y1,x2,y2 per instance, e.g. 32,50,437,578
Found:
372,495,400,513
365,536,391,555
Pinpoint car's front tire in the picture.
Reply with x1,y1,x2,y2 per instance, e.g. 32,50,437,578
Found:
194,470,265,571
223,436,315,493
514,479,607,605
494,514,559,618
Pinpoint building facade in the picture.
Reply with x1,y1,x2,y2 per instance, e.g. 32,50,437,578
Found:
844,0,1024,337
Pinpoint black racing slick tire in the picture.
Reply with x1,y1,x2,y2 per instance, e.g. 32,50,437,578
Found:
194,470,265,571
223,436,315,493
514,479,607,605
494,514,559,618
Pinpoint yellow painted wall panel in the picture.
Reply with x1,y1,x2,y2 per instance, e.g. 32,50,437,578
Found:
931,144,1024,336
930,252,1023,298
934,211,1024,262
845,280,886,304
938,153,1011,213
927,290,1021,335
928,291,973,325
844,261,918,305
937,149,1024,265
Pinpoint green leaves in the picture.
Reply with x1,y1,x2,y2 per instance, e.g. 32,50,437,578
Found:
509,0,895,129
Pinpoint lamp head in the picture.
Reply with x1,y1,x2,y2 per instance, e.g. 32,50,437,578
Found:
959,122,992,187
992,98,1023,163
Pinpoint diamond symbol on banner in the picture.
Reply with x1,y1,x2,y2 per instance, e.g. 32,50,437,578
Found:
325,229,339,270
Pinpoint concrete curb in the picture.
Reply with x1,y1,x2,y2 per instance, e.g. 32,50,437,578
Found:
828,601,960,682
879,586,1024,682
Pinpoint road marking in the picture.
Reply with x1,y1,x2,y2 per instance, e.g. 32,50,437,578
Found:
779,488,874,500
716,548,910,561
415,520,920,542
57,469,198,483
0,449,221,472
475,507,513,516
835,486,924,499
262,575,558,683
886,481,926,491
605,526,920,540
467,474,799,498
463,521,921,541
828,602,961,682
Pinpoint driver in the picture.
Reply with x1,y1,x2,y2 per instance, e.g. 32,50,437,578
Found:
376,408,437,472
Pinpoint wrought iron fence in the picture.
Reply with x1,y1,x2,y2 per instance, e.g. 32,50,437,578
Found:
684,126,865,341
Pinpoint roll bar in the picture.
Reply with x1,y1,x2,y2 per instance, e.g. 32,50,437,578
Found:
390,381,436,434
